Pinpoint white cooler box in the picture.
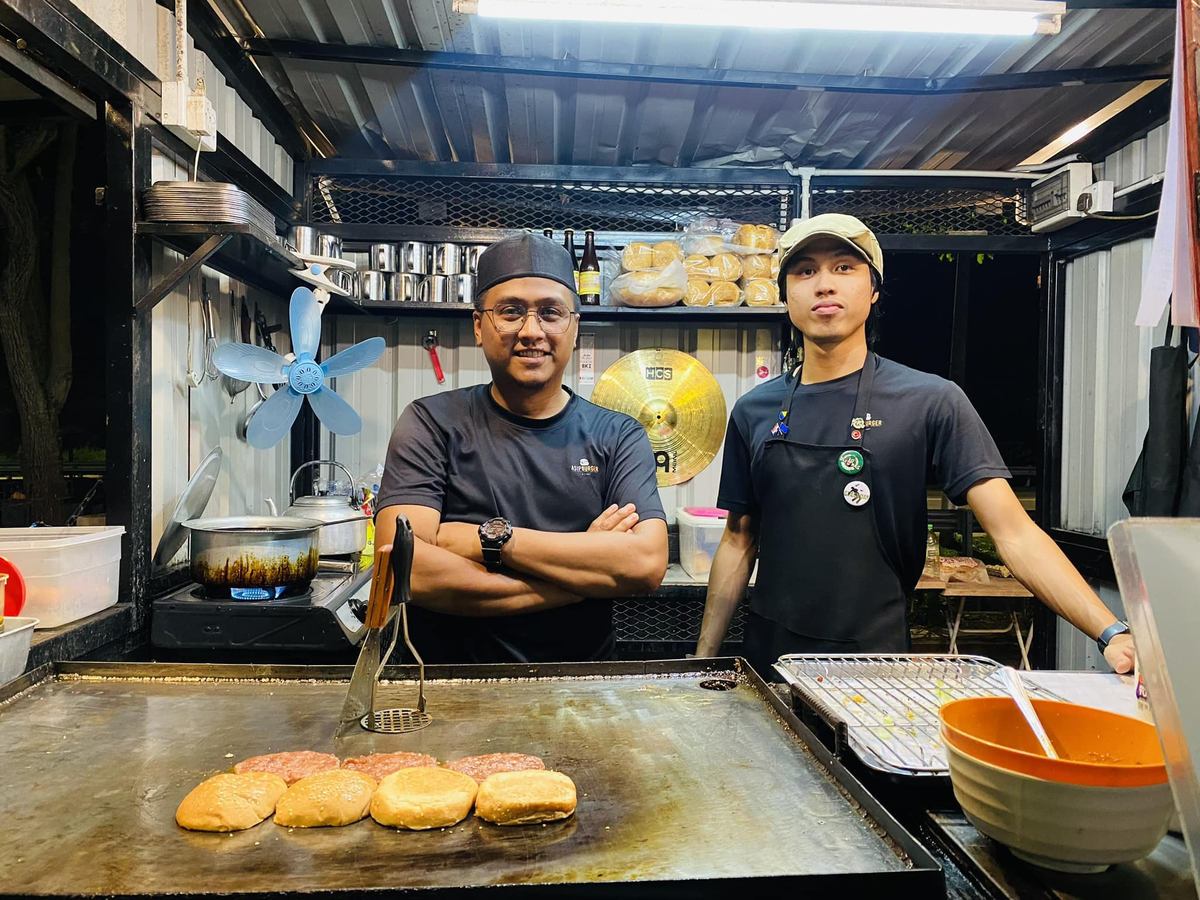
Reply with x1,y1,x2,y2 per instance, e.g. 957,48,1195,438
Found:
677,507,728,581
0,527,125,628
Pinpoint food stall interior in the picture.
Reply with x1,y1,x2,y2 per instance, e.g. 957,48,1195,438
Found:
0,0,1195,897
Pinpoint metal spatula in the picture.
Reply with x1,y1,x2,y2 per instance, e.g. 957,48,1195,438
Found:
336,542,394,737
362,515,431,734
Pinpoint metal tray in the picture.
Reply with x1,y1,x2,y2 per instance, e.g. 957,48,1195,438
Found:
775,654,1061,777
0,659,942,898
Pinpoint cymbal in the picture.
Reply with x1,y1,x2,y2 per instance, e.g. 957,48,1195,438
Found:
590,349,727,487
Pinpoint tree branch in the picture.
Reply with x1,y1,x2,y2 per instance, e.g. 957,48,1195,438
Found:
47,124,75,414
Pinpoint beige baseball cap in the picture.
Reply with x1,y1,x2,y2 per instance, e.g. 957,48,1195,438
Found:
778,213,884,281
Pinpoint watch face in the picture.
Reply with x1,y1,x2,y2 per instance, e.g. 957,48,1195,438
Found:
481,519,509,541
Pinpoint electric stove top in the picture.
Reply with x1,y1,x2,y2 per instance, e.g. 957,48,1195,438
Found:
150,560,373,652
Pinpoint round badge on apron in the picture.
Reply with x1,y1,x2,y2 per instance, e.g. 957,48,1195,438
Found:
843,480,871,507
838,450,864,475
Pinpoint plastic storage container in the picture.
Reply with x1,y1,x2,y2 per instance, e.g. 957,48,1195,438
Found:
0,527,124,628
677,507,728,581
0,617,38,685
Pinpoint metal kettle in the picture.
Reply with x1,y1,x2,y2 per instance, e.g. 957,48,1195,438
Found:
265,460,368,557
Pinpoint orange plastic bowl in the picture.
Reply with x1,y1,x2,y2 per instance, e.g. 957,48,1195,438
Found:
939,697,1167,788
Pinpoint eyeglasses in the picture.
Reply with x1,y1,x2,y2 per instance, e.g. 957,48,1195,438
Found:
482,303,577,334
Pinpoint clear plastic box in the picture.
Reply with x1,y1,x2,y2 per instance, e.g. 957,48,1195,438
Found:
0,527,125,629
0,617,38,685
677,507,727,581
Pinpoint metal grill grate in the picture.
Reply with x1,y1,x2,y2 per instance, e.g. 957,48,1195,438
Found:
810,186,1030,236
362,708,433,734
613,597,746,643
311,175,792,232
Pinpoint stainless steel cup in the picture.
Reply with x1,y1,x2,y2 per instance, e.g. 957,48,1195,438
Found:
431,243,463,275
389,273,422,303
419,275,449,303
361,271,389,302
287,226,319,256
397,241,430,274
318,233,343,259
370,243,398,272
446,274,475,304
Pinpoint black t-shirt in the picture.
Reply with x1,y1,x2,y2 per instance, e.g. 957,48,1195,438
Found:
717,356,1010,589
377,384,665,663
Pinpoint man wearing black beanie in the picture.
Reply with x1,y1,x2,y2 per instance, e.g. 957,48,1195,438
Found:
375,234,668,663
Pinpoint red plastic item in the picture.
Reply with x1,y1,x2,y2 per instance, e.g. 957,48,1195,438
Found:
0,555,27,617
682,507,728,518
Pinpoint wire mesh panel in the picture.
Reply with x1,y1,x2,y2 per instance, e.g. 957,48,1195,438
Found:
311,175,793,232
810,185,1031,236
613,597,746,643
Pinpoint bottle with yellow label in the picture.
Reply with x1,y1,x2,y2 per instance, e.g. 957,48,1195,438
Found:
579,229,601,305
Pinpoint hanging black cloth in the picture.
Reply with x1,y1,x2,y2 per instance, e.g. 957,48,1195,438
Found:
1177,329,1200,516
1123,324,1190,516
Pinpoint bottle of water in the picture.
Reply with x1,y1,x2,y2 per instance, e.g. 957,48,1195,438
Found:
923,524,942,580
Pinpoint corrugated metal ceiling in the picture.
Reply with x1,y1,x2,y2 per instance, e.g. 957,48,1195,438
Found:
239,0,1173,170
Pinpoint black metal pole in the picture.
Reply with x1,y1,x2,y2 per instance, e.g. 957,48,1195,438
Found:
949,256,971,388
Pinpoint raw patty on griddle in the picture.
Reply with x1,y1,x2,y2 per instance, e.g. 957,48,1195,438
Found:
342,752,439,781
447,752,546,784
234,750,339,785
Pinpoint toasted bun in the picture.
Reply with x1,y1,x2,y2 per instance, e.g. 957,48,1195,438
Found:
370,767,478,830
652,241,684,268
274,769,376,828
176,772,287,832
621,242,654,271
475,770,578,826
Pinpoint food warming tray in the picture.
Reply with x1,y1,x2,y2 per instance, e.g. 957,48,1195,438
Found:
775,654,1061,777
0,659,941,898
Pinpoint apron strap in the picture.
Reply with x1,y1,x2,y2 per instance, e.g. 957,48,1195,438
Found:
777,351,876,447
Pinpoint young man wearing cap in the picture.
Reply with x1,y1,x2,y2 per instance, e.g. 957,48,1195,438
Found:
695,213,1135,675
374,233,668,663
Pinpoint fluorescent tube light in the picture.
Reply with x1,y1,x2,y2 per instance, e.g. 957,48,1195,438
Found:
456,0,1064,36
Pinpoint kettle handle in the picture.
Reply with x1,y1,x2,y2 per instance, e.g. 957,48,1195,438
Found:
290,459,359,507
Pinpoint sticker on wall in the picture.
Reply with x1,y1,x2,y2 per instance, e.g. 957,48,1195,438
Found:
578,333,596,386
755,355,771,384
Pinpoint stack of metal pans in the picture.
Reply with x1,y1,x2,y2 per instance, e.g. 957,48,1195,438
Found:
141,181,276,235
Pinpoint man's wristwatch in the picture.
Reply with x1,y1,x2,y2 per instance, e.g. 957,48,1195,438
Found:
1097,621,1130,653
478,517,513,571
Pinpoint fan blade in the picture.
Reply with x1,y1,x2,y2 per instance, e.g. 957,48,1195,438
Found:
323,337,385,378
289,287,322,359
307,386,362,436
212,343,288,383
246,386,304,449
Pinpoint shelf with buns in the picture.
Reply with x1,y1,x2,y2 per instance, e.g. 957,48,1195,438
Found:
337,298,789,322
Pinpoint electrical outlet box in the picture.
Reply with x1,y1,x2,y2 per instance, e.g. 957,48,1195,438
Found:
160,80,217,152
1027,163,1094,232
1076,180,1115,215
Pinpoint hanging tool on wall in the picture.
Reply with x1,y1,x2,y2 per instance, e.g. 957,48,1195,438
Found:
422,330,446,384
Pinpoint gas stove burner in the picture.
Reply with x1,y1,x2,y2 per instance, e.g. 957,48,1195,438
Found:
191,585,314,604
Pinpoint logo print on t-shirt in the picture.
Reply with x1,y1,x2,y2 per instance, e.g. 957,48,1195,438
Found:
571,457,599,474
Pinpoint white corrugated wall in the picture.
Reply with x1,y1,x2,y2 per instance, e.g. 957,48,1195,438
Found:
321,317,781,524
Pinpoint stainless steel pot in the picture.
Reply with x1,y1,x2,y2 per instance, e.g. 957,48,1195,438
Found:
464,245,487,274
287,226,319,257
318,233,343,259
370,243,398,272
274,460,368,557
183,516,321,590
389,272,422,303
431,243,463,275
419,275,448,303
445,273,475,304
362,271,389,302
397,241,430,274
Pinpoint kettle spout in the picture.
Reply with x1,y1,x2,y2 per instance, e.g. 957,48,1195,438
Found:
264,498,279,517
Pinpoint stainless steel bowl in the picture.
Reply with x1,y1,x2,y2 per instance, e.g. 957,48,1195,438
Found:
370,243,398,272
361,271,389,302
389,272,422,303
318,233,343,259
287,226,319,257
431,243,463,275
445,273,475,304
419,275,449,303
397,241,430,274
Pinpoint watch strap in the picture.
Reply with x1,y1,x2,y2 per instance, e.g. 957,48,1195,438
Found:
1097,621,1130,652
481,544,505,570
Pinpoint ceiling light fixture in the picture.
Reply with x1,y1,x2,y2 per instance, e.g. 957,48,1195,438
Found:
1018,80,1168,167
454,0,1065,36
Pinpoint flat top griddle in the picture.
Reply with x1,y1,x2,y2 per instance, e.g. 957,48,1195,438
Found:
0,661,939,897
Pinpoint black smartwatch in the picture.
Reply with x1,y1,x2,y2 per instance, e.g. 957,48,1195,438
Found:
478,517,513,571
1097,621,1130,653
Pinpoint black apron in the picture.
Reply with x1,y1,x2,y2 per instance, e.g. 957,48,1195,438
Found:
745,353,909,677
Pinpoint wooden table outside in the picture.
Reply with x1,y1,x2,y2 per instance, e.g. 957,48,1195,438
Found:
915,576,1036,668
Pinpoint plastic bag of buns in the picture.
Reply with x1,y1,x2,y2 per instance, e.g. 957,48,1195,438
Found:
733,224,780,252
684,253,743,282
621,242,654,272
652,241,683,268
706,281,743,307
684,279,710,307
609,260,686,307
742,279,780,307
741,254,775,281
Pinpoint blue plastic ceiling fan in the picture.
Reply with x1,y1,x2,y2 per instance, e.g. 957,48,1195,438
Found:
213,287,384,449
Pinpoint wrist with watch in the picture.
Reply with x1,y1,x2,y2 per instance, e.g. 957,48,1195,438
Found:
478,517,513,571
1097,620,1130,653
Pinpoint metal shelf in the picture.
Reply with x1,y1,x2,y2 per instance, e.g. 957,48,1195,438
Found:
135,222,300,314
339,299,789,322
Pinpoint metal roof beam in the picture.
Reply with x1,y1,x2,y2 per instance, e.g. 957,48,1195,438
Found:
244,39,1171,95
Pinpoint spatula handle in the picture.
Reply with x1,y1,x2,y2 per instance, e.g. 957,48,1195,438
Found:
391,514,414,608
